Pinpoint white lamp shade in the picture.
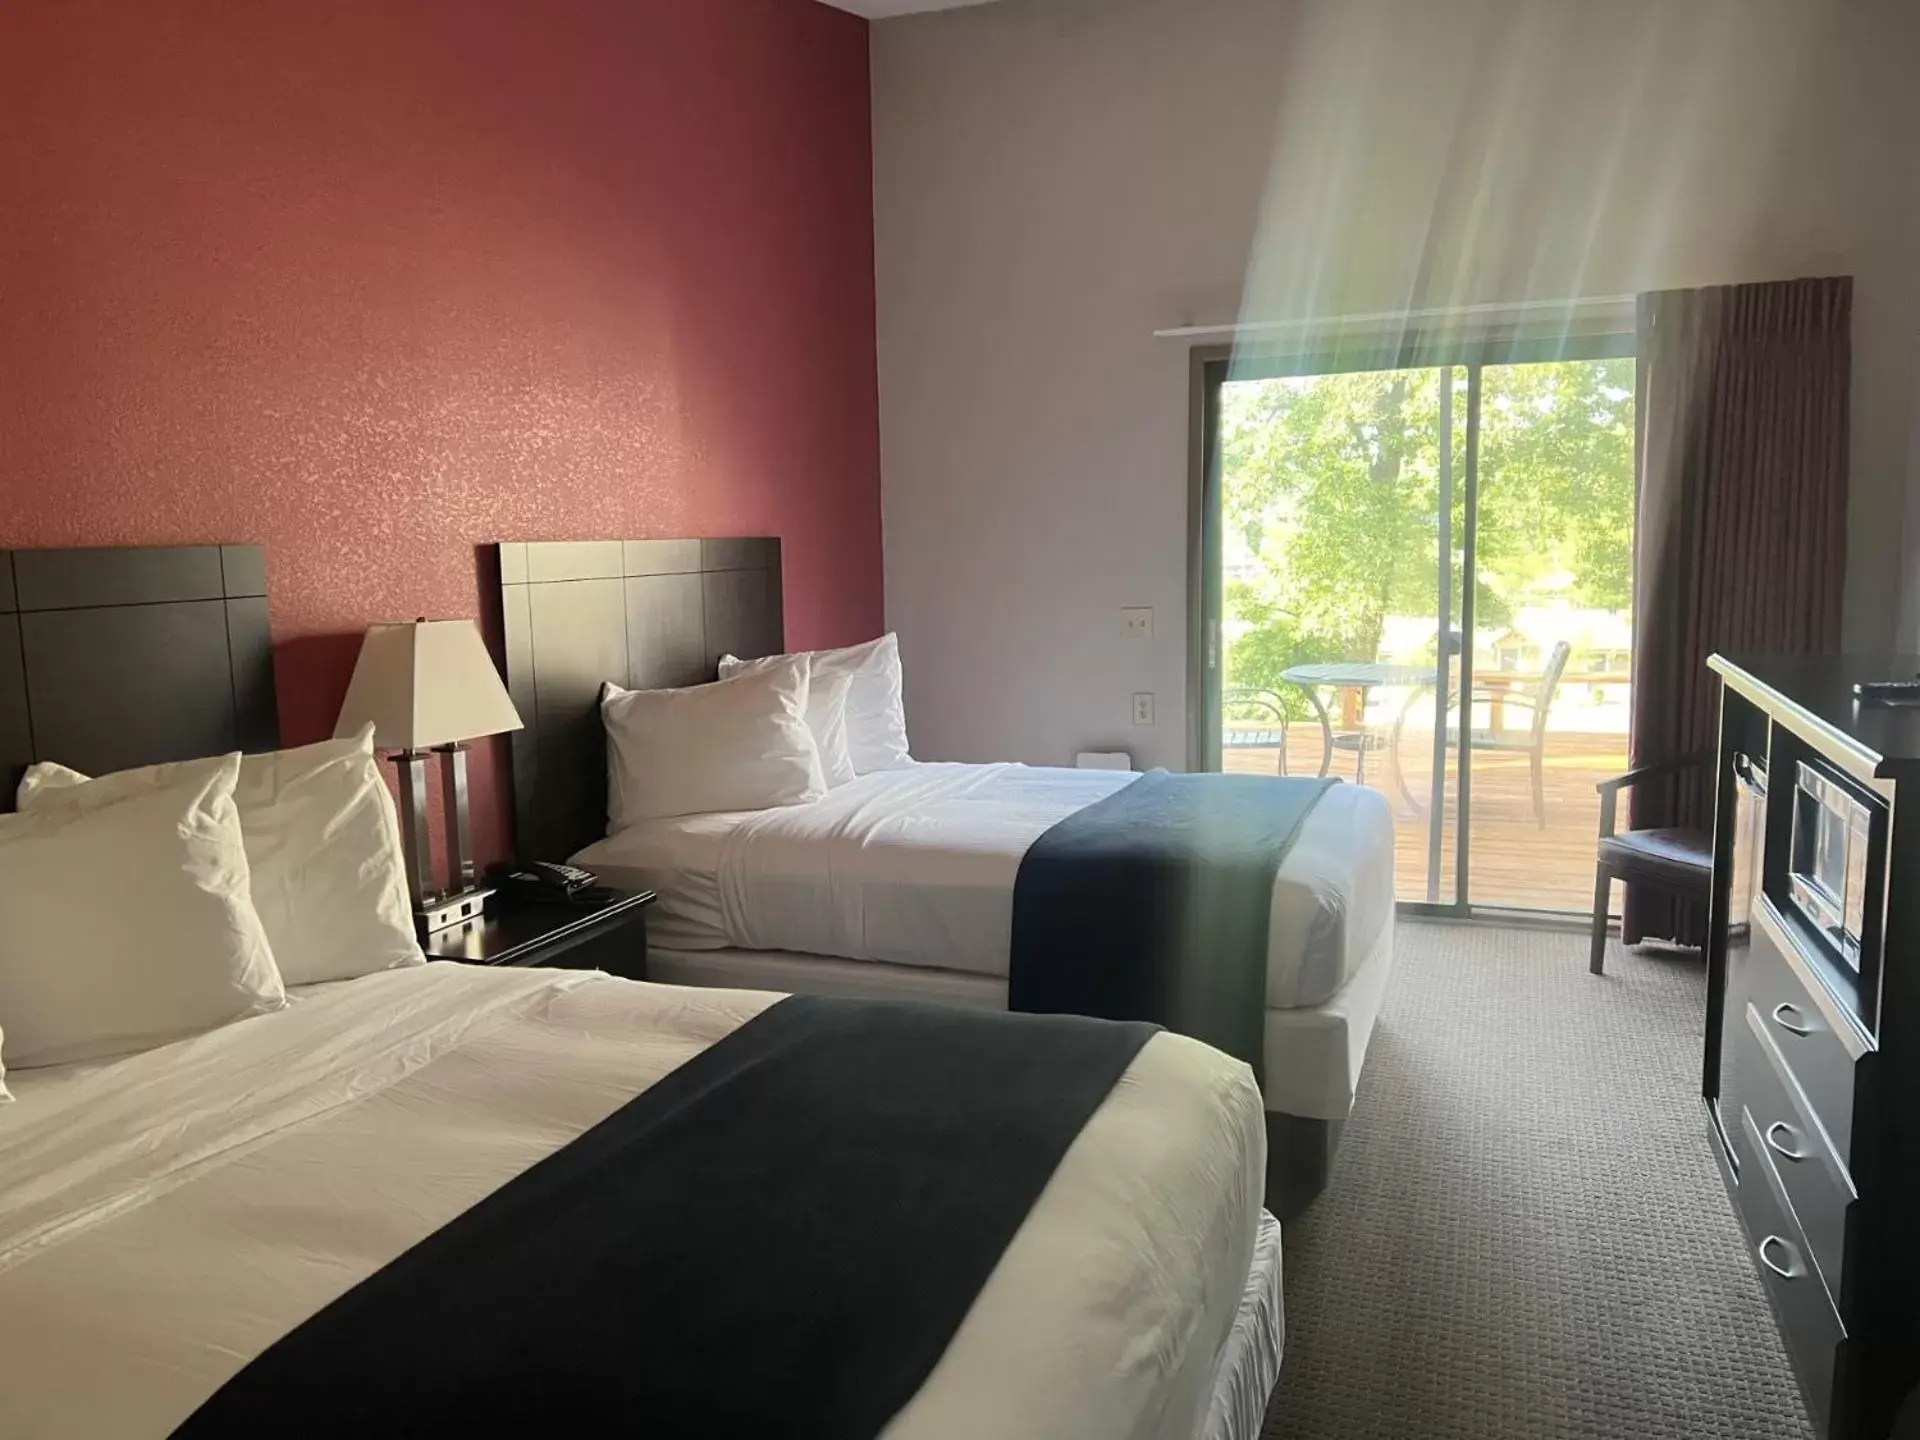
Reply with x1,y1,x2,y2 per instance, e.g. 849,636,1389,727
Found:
334,620,524,750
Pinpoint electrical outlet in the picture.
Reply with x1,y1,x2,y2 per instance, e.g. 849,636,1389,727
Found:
1132,692,1155,727
1122,607,1154,640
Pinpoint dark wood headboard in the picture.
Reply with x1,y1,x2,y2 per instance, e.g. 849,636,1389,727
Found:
0,544,278,809
494,538,784,861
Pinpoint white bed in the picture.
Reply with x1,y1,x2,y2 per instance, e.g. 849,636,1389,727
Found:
576,761,1397,1125
0,964,1279,1440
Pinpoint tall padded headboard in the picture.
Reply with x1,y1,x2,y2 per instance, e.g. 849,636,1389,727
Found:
0,544,278,809
494,538,784,862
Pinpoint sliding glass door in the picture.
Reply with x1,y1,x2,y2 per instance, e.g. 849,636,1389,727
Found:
1194,333,1635,916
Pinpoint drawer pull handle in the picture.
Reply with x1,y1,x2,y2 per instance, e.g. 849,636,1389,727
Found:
1765,1121,1809,1162
1758,1235,1804,1281
1772,1002,1815,1037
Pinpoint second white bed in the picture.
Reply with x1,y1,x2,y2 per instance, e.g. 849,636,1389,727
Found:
576,762,1397,1123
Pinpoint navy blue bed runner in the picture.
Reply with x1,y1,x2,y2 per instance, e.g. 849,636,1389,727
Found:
1009,771,1336,1081
173,994,1155,1439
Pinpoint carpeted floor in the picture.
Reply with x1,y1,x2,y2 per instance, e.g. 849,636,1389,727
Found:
1262,921,1816,1440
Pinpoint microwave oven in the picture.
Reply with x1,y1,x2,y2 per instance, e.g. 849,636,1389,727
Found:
1787,759,1875,971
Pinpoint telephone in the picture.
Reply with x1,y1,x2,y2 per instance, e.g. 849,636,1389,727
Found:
486,860,599,902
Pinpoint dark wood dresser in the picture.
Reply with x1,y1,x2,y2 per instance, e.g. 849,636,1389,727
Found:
1706,655,1920,1438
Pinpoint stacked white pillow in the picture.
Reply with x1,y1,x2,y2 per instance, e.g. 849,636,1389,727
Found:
720,633,911,777
603,654,828,828
17,725,424,987
0,753,285,1071
0,727,426,1086
711,652,858,786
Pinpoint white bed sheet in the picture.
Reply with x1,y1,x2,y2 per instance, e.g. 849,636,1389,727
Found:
577,762,1395,1010
0,964,1267,1440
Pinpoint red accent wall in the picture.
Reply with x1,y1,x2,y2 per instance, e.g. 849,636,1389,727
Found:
0,0,881,868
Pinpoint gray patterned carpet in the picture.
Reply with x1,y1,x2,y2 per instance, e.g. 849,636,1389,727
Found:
1262,921,1815,1440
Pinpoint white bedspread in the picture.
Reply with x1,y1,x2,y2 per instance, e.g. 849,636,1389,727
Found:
0,964,1266,1440
577,762,1395,1009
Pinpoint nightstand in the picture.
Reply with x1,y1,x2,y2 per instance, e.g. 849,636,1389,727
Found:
421,886,656,981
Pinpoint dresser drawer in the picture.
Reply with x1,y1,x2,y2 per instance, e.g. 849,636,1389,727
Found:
1751,901,1864,1160
1739,1106,1844,1430
1738,1006,1856,1303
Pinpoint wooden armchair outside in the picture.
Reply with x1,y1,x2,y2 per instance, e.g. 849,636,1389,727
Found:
1449,640,1573,828
1394,639,1574,824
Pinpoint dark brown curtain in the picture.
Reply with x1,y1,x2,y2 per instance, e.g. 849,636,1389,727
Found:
1626,276,1851,945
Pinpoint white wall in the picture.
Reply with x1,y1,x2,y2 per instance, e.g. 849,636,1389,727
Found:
873,0,1920,769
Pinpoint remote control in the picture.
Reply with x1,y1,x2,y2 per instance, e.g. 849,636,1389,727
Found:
1853,679,1920,704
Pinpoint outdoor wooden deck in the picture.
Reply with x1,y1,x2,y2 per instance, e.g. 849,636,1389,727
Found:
1222,727,1627,914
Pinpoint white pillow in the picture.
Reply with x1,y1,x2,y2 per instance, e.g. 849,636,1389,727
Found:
17,727,424,987
0,753,286,1068
721,633,910,776
603,656,825,827
712,652,857,786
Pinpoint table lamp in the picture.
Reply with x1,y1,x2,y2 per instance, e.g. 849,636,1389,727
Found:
335,618,524,936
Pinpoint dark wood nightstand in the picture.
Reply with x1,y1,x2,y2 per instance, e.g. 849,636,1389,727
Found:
421,886,656,981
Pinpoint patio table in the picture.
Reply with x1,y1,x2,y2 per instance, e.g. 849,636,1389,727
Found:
1279,661,1436,803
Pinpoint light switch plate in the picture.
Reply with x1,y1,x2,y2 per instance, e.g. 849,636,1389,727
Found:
1122,607,1154,640
1132,692,1155,726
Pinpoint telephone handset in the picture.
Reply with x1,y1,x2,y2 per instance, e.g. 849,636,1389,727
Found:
485,860,599,901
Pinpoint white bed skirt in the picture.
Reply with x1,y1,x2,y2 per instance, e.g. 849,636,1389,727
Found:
1199,1210,1286,1440
647,907,1394,1123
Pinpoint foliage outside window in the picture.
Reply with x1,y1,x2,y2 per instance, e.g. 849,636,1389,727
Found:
1220,359,1634,717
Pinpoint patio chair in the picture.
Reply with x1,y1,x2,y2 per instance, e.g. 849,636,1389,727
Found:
1588,752,1712,974
1330,722,1391,787
1222,689,1290,776
1444,639,1573,827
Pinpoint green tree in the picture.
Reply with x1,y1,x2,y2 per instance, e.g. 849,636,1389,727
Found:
1221,358,1633,696
1475,358,1636,612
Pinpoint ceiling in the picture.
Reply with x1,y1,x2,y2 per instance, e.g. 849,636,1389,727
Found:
816,0,1002,18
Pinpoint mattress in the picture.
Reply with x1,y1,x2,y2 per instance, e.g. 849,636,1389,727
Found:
646,908,1395,1123
576,762,1395,1010
0,964,1269,1440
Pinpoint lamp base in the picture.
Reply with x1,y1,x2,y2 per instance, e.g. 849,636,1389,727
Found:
415,885,494,940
